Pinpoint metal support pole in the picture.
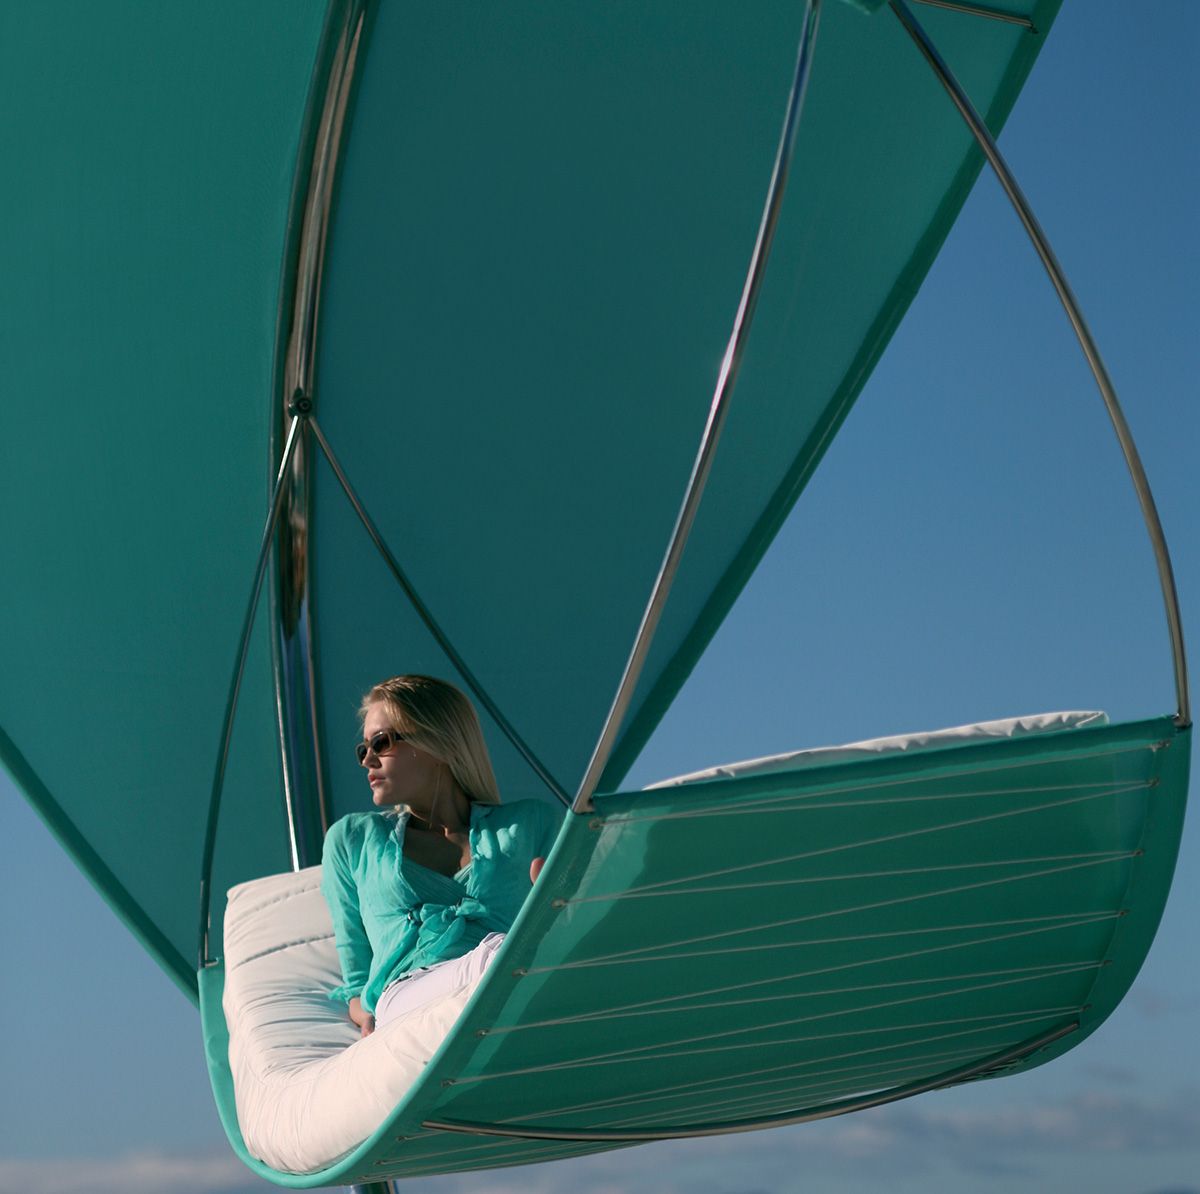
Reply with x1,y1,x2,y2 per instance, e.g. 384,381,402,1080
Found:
272,0,370,873
571,0,825,813
199,415,304,968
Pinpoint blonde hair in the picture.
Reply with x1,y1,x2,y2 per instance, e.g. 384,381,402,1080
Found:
360,675,501,805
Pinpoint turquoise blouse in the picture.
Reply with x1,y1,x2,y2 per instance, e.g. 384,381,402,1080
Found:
321,799,562,1014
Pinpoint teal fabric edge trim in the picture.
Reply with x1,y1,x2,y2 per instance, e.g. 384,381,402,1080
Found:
1,725,198,1005
601,0,1065,791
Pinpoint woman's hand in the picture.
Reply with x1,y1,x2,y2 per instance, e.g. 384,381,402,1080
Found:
530,857,545,884
348,996,375,1038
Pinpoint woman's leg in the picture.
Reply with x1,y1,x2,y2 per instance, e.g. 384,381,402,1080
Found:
374,934,505,1028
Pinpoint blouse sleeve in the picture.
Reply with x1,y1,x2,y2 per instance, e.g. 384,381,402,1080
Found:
534,799,564,858
320,817,372,1004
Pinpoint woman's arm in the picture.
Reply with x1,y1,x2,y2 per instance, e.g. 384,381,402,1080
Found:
348,996,375,1038
320,818,374,1017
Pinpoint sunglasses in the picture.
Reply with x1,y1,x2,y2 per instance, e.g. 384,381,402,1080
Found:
355,729,411,764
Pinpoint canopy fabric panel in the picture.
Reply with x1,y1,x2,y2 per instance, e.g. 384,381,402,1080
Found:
199,715,1189,1185
1,0,1066,1001
0,2,329,995
310,0,1062,818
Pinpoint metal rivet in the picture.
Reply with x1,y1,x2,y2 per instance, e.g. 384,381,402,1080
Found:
288,389,314,416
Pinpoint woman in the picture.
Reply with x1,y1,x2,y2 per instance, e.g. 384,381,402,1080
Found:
321,675,561,1037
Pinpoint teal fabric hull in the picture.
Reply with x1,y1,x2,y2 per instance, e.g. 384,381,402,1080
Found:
201,716,1189,1185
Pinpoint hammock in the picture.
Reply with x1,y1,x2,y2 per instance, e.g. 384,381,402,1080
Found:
201,710,1189,1186
3,0,1191,1189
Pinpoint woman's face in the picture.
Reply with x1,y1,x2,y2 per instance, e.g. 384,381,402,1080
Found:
359,701,445,813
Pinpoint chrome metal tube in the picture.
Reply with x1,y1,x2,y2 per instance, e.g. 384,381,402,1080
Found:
308,417,571,807
424,1019,1076,1140
199,415,304,968
571,0,824,814
272,0,370,873
911,0,1035,30
891,0,1190,729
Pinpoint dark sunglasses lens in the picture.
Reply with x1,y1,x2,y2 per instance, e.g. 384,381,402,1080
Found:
356,731,405,763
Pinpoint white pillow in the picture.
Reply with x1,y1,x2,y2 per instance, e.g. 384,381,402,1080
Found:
646,710,1108,788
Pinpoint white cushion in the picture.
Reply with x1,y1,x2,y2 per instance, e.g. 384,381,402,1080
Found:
646,710,1108,788
222,867,481,1174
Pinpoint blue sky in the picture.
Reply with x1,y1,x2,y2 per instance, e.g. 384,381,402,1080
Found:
2,4,1197,1193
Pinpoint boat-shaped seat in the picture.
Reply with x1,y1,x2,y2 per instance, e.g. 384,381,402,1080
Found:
203,708,1195,1184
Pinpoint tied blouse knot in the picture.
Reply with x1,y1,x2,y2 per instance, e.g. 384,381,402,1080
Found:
321,799,561,1014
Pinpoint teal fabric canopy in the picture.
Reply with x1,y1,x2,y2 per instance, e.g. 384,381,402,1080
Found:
2,0,1070,1001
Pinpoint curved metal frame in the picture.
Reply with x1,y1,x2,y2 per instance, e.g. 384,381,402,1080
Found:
424,1020,1077,1141
272,0,370,874
911,0,1035,30
890,0,1189,729
308,418,571,807
571,0,824,814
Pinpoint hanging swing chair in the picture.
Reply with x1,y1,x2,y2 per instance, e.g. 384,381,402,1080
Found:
203,708,1188,1185
2,0,1190,1189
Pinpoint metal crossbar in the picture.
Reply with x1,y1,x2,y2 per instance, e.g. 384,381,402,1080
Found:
446,1001,1082,1089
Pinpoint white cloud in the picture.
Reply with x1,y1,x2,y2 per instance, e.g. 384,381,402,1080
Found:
4,1090,1198,1194
0,1153,263,1194
907,1088,1200,1153
1130,986,1200,1020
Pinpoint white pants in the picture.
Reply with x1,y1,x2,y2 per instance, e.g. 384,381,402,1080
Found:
374,933,505,1028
